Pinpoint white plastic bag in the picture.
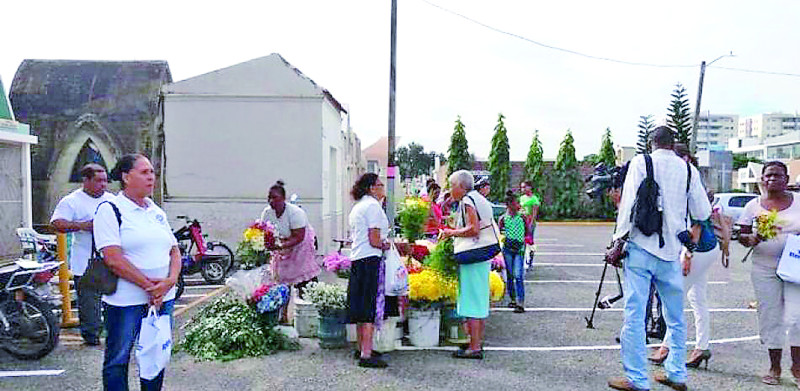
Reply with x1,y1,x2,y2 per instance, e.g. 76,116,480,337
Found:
226,266,270,300
777,235,800,284
135,306,172,380
384,244,408,296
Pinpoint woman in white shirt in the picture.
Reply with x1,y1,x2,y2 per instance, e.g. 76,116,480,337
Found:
440,170,497,360
262,180,320,296
94,154,180,391
347,173,391,368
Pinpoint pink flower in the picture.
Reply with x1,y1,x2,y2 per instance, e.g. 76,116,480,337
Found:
323,253,352,272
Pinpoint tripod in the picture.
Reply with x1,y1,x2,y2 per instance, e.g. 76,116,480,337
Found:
585,259,624,329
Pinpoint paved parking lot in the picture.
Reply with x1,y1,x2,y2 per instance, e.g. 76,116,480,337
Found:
0,223,793,390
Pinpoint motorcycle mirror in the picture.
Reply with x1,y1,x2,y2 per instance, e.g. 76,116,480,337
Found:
289,194,299,203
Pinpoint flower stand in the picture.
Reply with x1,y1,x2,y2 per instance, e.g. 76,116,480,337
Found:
408,308,441,347
318,309,348,349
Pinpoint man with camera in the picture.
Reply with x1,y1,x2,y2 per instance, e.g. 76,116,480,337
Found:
606,127,711,391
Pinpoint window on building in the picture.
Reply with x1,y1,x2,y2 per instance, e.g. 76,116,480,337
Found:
69,139,107,182
367,160,379,174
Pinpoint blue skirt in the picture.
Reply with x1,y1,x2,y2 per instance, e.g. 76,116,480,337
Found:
457,260,491,319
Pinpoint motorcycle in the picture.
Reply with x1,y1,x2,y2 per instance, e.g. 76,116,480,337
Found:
0,260,61,360
172,216,234,299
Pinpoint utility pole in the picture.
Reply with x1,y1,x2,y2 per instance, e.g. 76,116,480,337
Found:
690,61,706,154
386,0,398,233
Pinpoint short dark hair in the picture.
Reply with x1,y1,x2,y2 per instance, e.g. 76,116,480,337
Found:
428,182,441,194
109,154,145,189
505,190,519,205
80,163,106,180
673,143,698,166
651,126,675,148
762,161,788,176
269,180,286,198
352,173,379,200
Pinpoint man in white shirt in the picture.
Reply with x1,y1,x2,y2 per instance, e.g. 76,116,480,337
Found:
50,163,115,345
607,127,711,391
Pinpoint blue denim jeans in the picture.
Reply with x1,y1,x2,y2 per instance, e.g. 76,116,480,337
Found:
621,242,686,390
103,300,174,391
503,248,525,303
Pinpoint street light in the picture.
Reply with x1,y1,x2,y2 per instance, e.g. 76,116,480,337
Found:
690,51,735,154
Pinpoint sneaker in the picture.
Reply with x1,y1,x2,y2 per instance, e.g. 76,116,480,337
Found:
353,350,383,360
507,301,517,309
358,356,388,368
514,305,525,313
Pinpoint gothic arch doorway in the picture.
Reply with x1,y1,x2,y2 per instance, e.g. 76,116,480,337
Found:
68,139,108,182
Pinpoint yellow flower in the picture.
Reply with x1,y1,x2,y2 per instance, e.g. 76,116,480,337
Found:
756,210,782,240
489,271,505,302
409,269,446,302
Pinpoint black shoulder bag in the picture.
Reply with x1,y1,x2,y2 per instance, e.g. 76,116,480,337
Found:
80,201,122,295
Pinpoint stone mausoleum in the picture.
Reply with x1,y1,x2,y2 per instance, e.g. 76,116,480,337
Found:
10,60,171,224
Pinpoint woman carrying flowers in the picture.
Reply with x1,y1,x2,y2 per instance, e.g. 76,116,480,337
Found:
262,180,320,297
347,173,391,368
738,161,800,386
499,190,526,313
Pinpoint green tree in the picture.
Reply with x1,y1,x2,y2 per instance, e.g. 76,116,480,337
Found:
667,83,692,148
395,142,435,180
447,116,472,176
551,131,584,218
733,155,763,170
582,154,600,164
487,113,511,202
637,115,654,154
523,130,545,191
598,127,616,168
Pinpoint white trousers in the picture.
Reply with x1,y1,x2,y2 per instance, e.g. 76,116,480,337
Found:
664,246,719,350
751,263,800,349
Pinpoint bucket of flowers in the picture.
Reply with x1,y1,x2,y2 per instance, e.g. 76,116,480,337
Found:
322,252,352,279
303,281,348,348
407,268,454,346
235,221,278,270
396,197,430,256
248,282,290,327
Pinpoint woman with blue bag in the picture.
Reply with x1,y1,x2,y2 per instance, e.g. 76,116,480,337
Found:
439,170,500,360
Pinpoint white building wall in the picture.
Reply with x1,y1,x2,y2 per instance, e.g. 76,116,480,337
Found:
320,100,344,253
162,95,324,250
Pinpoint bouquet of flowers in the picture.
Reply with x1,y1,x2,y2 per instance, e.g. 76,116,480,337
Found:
236,221,279,270
489,271,505,302
397,197,430,242
323,252,352,279
424,237,457,278
248,283,290,315
743,210,783,263
302,281,348,316
408,268,453,309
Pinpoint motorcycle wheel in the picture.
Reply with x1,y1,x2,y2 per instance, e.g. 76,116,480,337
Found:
1,293,60,360
175,274,185,300
206,241,235,274
200,259,227,285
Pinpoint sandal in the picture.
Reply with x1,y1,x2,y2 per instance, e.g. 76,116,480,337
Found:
762,374,780,386
452,349,483,360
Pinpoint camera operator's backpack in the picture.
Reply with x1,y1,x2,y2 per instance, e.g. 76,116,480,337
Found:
631,155,665,248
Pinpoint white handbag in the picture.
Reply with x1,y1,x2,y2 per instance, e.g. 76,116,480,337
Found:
453,195,501,264
777,234,800,284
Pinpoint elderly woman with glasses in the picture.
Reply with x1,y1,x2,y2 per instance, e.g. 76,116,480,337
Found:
440,170,498,360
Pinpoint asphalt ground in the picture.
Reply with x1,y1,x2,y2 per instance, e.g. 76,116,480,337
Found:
1,224,796,390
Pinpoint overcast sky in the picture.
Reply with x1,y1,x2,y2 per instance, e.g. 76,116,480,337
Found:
3,0,800,160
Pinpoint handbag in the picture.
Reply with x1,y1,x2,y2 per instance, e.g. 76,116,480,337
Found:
136,306,173,380
777,234,800,284
454,195,501,265
383,243,408,296
80,201,122,295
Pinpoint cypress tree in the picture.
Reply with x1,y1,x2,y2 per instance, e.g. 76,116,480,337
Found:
487,113,511,202
637,115,654,154
447,116,472,176
667,83,693,148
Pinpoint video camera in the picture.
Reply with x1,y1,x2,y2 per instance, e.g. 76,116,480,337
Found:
585,163,626,199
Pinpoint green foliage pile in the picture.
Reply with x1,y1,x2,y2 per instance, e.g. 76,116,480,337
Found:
423,237,457,278
180,296,299,361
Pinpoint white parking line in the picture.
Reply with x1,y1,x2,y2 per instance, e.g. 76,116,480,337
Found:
533,263,605,267
0,370,65,377
535,244,585,248
535,253,605,257
396,335,760,352
185,285,224,290
491,307,755,313
524,280,728,285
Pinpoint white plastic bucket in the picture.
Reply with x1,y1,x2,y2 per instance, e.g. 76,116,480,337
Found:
294,298,318,338
373,316,399,352
408,309,440,347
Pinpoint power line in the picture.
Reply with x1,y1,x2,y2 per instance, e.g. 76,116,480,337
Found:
419,0,800,78
418,0,697,69
710,65,800,78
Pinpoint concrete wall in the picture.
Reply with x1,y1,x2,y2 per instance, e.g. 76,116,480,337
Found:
162,94,324,250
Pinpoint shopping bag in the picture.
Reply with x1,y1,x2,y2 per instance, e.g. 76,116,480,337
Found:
135,306,173,380
777,235,800,284
384,244,408,296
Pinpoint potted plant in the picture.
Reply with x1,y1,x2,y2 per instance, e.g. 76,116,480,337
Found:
322,252,352,279
407,268,455,347
396,197,430,255
303,281,348,349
